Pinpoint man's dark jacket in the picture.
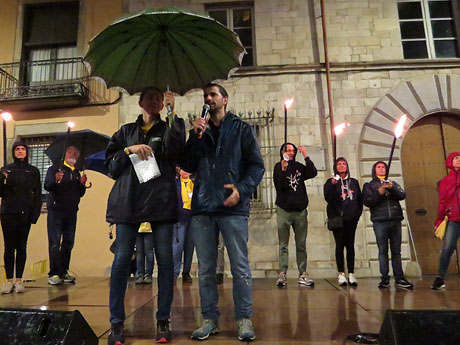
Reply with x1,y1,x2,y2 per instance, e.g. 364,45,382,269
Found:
273,143,317,212
105,114,185,224
362,161,405,222
44,164,85,214
180,112,265,216
0,141,42,223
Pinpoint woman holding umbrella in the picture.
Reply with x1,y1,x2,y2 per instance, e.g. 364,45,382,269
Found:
105,87,185,345
323,157,363,287
0,141,42,294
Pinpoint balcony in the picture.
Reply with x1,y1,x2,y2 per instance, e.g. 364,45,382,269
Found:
0,57,119,112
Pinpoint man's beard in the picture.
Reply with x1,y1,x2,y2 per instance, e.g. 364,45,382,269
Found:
67,158,77,166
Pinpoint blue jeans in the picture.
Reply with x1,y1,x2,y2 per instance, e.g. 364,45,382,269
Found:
47,209,77,277
172,220,194,277
109,222,174,324
373,220,404,280
191,215,252,321
438,220,460,279
136,233,154,276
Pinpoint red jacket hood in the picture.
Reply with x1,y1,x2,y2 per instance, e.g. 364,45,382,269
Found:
446,152,460,172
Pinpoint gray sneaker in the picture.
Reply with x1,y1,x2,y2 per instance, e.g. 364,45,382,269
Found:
237,318,255,341
276,272,287,287
191,319,220,340
135,275,144,284
48,275,63,285
62,274,76,283
143,274,152,284
298,272,314,287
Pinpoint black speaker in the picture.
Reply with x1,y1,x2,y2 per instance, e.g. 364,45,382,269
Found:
0,308,98,345
379,309,460,345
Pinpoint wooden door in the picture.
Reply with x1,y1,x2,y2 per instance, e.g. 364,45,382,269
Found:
401,114,460,275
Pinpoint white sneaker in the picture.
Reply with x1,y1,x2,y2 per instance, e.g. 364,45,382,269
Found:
15,282,25,293
338,273,347,286
348,273,358,287
276,272,287,287
1,281,14,294
298,272,314,287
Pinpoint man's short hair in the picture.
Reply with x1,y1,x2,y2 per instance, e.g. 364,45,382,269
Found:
140,86,164,101
203,83,228,98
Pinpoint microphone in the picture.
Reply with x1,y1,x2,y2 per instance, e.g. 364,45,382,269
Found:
201,104,210,119
198,104,210,134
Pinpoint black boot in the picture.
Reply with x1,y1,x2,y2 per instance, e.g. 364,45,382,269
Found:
108,322,125,345
156,319,171,343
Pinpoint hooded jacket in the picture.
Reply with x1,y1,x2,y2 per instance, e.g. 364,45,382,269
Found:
323,157,363,222
362,161,405,222
0,141,42,223
273,143,318,212
435,152,460,228
106,114,185,224
180,111,265,216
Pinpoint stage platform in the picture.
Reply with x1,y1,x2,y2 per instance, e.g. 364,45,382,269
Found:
1,275,460,344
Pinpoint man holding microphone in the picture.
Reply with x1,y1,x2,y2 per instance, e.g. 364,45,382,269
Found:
181,83,264,342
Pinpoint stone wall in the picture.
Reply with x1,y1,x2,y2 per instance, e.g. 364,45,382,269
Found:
119,0,460,278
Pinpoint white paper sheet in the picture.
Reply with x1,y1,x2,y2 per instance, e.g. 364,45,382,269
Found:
129,153,161,183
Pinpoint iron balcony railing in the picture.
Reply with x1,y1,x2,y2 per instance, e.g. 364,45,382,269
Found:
0,57,90,102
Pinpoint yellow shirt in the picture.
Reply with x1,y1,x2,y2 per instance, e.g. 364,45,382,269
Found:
63,161,76,171
141,123,153,134
180,178,193,210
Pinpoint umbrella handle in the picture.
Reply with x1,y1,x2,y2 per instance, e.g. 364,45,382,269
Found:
85,181,93,189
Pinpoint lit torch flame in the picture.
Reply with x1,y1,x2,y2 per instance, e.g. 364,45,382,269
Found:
284,99,294,109
1,112,12,122
67,121,75,129
394,115,407,138
334,122,350,136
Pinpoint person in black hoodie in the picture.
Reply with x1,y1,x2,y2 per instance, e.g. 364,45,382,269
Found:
362,161,413,289
273,143,317,287
105,87,185,345
44,145,86,286
324,157,362,287
0,141,42,294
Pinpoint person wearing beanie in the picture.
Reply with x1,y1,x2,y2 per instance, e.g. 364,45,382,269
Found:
431,152,460,290
362,161,413,289
273,143,317,287
0,141,42,294
323,157,363,287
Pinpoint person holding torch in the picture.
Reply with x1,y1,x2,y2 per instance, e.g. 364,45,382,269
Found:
362,161,413,289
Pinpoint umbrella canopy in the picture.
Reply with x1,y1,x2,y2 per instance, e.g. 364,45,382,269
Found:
85,150,109,176
83,8,246,95
45,130,110,171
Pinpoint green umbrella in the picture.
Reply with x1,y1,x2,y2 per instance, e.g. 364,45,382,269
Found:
83,8,246,95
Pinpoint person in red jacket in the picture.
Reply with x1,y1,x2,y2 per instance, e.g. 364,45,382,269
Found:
432,152,460,290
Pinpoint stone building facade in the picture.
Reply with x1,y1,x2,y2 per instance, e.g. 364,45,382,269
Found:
116,0,460,279
2,0,454,278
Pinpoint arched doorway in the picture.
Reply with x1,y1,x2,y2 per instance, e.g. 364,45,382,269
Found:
401,113,460,274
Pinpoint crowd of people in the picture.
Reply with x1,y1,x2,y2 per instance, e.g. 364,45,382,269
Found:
0,83,459,345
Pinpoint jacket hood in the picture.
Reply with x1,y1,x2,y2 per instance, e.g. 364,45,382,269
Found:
12,140,28,164
279,142,297,160
333,157,350,176
371,161,388,180
446,152,460,172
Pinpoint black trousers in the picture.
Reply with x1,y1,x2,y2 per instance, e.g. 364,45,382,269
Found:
332,220,358,273
47,209,77,277
1,214,32,279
